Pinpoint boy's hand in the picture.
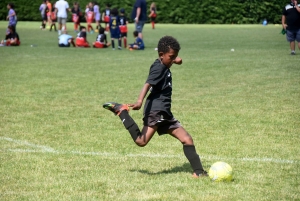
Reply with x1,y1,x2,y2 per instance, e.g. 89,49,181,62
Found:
174,57,182,65
128,102,142,110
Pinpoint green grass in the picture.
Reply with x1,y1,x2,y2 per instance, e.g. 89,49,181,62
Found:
0,21,299,200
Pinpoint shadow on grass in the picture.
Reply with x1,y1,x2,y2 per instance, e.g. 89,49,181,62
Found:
129,163,192,175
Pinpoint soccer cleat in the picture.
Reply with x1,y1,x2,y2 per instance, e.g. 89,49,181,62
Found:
103,102,129,116
291,51,296,55
192,171,208,178
118,46,122,50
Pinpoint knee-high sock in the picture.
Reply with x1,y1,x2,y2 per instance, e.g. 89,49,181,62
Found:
111,40,115,48
183,145,205,175
152,21,155,29
118,39,121,47
119,110,140,141
123,38,127,48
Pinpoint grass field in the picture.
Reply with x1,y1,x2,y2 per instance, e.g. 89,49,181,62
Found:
0,21,299,200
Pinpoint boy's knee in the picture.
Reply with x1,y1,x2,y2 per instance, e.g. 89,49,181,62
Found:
182,135,194,145
135,140,147,147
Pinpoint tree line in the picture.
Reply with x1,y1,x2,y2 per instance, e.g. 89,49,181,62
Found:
0,0,287,24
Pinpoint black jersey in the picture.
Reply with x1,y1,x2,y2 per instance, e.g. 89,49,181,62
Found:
96,34,107,43
282,3,300,30
72,7,81,16
6,32,19,41
144,59,173,116
119,16,127,26
77,31,86,38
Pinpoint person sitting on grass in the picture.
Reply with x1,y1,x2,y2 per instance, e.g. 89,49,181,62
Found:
76,26,90,48
128,30,144,50
93,27,110,48
1,25,20,46
58,30,75,47
103,36,208,178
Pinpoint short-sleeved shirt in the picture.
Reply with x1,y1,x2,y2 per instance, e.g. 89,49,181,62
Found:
134,37,144,49
96,34,107,43
131,0,147,21
6,32,19,41
55,0,69,18
119,16,127,26
282,3,300,30
144,59,172,116
8,9,17,25
77,31,86,39
110,15,120,38
58,34,72,45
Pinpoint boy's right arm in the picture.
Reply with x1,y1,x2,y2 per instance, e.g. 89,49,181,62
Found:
128,83,151,110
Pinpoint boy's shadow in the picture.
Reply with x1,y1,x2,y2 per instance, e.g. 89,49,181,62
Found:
129,163,192,175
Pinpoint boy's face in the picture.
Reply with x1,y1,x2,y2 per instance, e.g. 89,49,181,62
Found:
159,48,179,68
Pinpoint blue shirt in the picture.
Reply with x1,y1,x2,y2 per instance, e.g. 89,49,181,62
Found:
135,37,144,50
58,34,73,45
131,0,147,21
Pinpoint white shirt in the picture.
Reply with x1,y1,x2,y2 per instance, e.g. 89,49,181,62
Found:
55,0,69,18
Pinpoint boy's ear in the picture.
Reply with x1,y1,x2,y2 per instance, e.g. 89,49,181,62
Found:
158,52,164,58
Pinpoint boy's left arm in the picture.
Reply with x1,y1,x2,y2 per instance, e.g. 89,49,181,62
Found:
173,57,182,65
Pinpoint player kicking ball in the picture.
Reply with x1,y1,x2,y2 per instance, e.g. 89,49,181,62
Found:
103,36,208,178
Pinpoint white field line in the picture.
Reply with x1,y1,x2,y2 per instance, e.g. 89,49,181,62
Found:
1,137,299,164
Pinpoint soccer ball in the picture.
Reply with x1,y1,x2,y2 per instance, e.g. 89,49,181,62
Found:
208,161,233,182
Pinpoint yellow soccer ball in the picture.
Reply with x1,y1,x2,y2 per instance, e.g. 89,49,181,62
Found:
209,161,233,182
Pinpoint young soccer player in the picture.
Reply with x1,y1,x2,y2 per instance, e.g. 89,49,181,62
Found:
75,26,90,47
93,1,101,30
93,27,110,48
39,0,47,30
71,2,81,33
109,8,121,50
58,30,75,47
102,3,111,32
103,36,208,178
1,25,20,46
128,30,144,50
149,2,157,29
46,0,52,29
119,8,128,48
50,1,57,31
86,2,94,34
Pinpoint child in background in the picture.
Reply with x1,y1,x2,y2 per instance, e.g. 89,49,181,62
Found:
102,3,111,32
119,8,128,48
103,36,208,178
109,8,121,50
39,0,47,30
128,31,144,50
1,25,20,46
93,1,101,30
50,1,57,31
86,2,94,34
58,30,75,47
93,27,110,48
149,2,157,29
71,2,81,32
76,26,90,47
46,0,52,29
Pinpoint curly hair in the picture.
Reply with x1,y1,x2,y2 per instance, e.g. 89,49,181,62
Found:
110,8,118,16
157,36,181,53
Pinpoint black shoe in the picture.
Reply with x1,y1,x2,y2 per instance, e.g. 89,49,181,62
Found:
103,102,129,116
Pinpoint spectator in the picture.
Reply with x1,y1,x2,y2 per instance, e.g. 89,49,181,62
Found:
58,30,75,47
131,0,147,39
55,0,69,35
282,0,300,55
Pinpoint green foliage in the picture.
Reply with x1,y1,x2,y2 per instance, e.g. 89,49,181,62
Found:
0,0,288,24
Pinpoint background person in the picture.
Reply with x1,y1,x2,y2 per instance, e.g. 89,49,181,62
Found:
39,0,47,30
149,2,157,29
55,0,69,35
282,0,300,55
6,3,17,34
1,25,20,46
58,30,75,47
131,0,147,39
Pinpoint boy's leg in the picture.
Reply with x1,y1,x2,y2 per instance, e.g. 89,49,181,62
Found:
123,36,127,48
111,39,115,49
118,38,122,49
103,102,157,146
168,127,207,177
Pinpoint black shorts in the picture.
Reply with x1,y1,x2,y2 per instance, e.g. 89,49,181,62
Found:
120,32,127,37
143,111,181,135
151,17,156,22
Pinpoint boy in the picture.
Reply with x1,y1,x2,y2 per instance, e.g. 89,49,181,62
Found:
76,26,90,47
86,2,94,34
103,36,208,178
71,2,81,33
102,3,111,32
128,30,144,50
58,30,75,47
1,25,20,46
93,27,110,48
39,0,47,30
109,8,121,50
50,1,57,31
119,8,128,48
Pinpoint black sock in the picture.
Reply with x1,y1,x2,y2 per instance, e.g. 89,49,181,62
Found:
118,39,121,47
119,110,141,141
54,24,57,31
111,40,115,48
42,23,45,29
50,24,53,31
183,145,205,175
